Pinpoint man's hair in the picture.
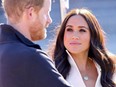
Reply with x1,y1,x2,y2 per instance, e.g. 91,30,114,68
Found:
2,0,44,22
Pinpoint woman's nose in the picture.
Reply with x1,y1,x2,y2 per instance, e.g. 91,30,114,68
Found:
72,32,79,40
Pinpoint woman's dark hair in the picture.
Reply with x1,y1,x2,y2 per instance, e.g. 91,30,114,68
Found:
52,8,115,87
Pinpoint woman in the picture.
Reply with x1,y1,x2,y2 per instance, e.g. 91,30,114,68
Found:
50,8,116,87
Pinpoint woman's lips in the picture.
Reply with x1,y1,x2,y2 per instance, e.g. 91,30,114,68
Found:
70,42,81,45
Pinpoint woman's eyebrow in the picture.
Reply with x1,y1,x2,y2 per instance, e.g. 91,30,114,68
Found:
78,26,89,29
66,25,89,29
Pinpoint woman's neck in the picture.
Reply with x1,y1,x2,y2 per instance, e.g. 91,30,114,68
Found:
70,52,89,71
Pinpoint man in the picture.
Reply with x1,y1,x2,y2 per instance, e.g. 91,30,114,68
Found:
0,0,71,87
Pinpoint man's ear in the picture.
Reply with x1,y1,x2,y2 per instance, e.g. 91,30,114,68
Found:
25,7,36,20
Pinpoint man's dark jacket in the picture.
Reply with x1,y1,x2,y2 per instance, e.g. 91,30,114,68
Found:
0,24,71,87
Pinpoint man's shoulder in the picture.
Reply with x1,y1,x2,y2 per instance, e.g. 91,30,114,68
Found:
1,42,54,68
14,43,48,59
1,41,48,60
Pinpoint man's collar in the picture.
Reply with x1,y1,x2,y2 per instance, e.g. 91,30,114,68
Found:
0,24,41,49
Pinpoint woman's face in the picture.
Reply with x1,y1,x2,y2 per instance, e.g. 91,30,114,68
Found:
64,15,90,55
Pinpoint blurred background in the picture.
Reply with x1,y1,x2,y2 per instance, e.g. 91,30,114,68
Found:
0,0,116,54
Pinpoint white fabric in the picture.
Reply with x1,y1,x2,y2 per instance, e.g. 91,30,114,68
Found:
66,50,116,87
113,64,116,84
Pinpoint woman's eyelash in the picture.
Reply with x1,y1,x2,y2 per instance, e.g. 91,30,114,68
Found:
66,28,73,31
79,29,86,32
66,28,87,32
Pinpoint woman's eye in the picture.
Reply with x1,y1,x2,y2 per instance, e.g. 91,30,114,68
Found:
79,29,86,32
66,28,73,32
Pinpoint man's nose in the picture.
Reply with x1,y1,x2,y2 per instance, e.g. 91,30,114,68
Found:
48,15,52,24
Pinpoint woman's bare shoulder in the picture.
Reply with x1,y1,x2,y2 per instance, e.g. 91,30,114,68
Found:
107,52,116,64
111,55,116,64
111,54,116,64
